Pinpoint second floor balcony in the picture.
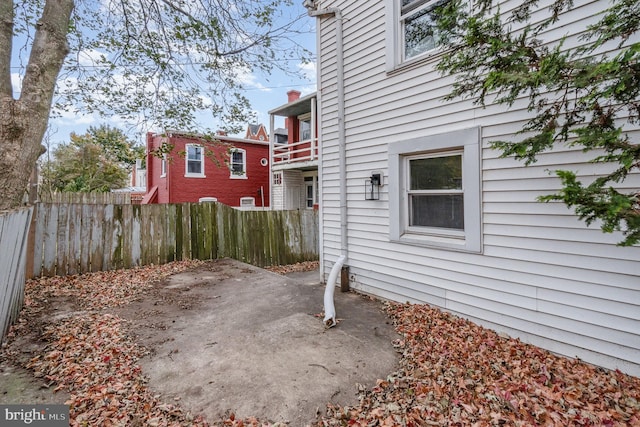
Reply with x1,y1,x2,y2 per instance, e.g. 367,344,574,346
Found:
269,91,318,170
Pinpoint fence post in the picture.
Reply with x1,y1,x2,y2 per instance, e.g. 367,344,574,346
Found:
24,204,38,280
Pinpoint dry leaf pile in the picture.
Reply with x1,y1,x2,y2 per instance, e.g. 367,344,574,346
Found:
265,261,319,275
27,312,207,427
1,260,264,426
24,261,206,312
4,259,640,427
318,303,640,427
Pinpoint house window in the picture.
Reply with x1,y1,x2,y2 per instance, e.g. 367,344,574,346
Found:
275,133,288,145
402,0,448,59
304,175,318,209
299,114,311,141
185,144,204,177
386,0,450,69
389,127,481,252
273,172,282,185
230,148,247,178
408,152,464,230
160,154,167,177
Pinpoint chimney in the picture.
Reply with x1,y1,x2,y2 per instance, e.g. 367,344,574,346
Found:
216,130,227,136
287,90,301,103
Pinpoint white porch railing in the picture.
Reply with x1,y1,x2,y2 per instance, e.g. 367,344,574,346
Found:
273,138,319,165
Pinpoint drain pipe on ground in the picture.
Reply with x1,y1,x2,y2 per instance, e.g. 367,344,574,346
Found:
305,1,348,328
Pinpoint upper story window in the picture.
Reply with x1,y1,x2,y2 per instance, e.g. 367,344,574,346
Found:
160,154,167,177
402,0,447,60
299,114,311,141
185,144,205,177
386,0,450,70
230,148,247,179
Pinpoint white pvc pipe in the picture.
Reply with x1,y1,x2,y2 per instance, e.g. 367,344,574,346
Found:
308,5,348,328
323,254,346,328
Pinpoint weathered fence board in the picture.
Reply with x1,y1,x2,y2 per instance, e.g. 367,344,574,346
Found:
80,204,92,273
0,207,33,343
29,202,318,278
40,192,131,204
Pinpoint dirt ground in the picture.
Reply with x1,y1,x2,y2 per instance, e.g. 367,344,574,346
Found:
0,259,400,426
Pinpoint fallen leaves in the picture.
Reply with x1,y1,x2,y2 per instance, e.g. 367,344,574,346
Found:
316,302,640,426
3,261,639,427
27,312,203,426
1,260,270,426
265,261,319,275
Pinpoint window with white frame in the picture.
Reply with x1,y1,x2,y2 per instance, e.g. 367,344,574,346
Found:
230,148,247,178
304,175,318,209
408,151,464,230
160,154,167,177
299,114,311,141
273,172,282,185
386,0,451,69
185,144,205,177
389,127,481,252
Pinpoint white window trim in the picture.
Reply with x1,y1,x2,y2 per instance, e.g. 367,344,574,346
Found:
185,144,206,178
389,127,482,253
385,0,449,73
273,172,283,186
303,172,318,209
229,148,247,179
160,154,167,178
299,113,312,142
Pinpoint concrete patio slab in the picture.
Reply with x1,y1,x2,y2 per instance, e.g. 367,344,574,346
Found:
116,259,400,426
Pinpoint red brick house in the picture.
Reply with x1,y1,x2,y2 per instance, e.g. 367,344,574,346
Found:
142,131,270,208
245,123,269,142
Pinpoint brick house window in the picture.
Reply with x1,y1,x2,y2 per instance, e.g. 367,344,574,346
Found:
230,148,247,179
160,154,167,177
185,144,205,177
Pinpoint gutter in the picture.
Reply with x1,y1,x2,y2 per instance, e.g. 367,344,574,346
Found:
306,2,349,325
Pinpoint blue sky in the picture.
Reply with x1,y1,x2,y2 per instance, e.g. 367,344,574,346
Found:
11,1,316,150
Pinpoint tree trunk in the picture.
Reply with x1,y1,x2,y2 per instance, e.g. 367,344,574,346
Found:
0,0,74,210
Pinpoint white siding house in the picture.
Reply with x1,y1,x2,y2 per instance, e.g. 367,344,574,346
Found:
311,0,640,376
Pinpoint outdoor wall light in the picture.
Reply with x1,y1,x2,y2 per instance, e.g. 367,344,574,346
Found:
365,173,381,200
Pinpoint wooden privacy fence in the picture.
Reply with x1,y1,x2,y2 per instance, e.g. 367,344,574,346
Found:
0,207,33,340
39,191,132,204
30,202,318,278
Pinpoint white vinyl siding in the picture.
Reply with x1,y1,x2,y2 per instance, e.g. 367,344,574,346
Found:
272,170,304,210
317,0,640,376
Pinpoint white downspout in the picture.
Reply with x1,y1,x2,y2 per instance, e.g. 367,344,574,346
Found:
307,3,346,326
269,113,275,210
323,254,345,327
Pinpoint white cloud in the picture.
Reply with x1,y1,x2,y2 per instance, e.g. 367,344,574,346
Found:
77,49,106,66
54,109,97,126
197,94,214,108
299,61,316,80
234,66,272,92
297,62,317,95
